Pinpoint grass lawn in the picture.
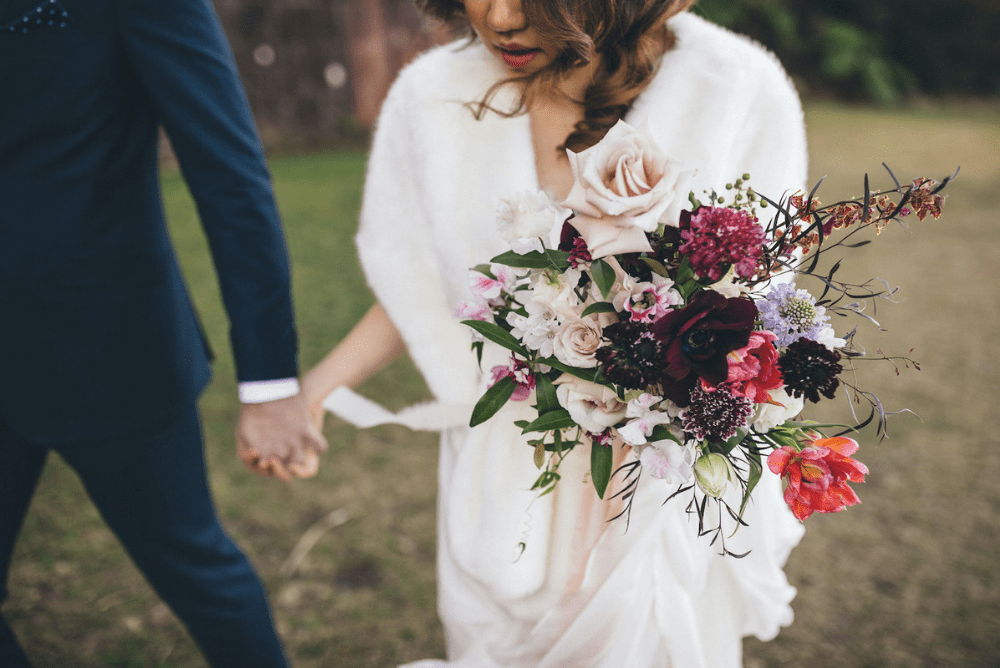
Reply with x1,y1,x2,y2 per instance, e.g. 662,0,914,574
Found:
4,102,999,667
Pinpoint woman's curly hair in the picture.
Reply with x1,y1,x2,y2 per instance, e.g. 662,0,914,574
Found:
414,0,697,152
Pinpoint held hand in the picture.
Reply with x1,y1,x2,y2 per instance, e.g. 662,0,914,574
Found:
237,394,329,482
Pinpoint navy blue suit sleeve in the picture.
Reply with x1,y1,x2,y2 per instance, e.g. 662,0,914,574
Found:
116,0,298,383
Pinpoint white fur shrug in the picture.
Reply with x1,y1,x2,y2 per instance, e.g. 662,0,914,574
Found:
354,12,807,410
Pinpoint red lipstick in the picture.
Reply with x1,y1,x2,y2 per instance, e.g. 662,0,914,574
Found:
498,43,540,69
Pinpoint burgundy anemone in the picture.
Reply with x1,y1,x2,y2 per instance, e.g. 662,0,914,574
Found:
650,291,758,406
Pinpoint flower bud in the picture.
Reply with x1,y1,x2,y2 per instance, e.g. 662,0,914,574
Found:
693,453,736,498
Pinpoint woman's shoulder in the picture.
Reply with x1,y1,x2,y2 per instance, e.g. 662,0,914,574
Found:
382,38,506,109
665,12,798,96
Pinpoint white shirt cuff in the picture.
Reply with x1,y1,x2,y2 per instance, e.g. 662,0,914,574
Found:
238,378,301,404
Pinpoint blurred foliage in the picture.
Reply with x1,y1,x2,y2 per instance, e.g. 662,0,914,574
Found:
212,0,998,147
693,0,1000,104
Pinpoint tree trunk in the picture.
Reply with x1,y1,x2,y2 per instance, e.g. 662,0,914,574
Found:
339,0,394,128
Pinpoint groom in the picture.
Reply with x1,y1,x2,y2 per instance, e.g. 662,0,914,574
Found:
0,0,327,666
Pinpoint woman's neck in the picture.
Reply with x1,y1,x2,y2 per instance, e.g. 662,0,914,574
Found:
528,59,601,201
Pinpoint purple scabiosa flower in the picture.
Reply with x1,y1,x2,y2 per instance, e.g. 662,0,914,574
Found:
757,283,829,348
778,339,843,403
595,320,666,390
681,384,752,442
678,206,766,281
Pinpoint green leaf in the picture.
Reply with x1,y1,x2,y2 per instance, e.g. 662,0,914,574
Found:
470,376,517,427
538,356,607,384
490,249,571,270
648,424,680,444
591,443,613,499
580,301,617,318
675,255,696,285
737,449,763,521
533,441,546,469
472,264,496,279
520,409,577,434
461,320,528,356
714,428,747,456
590,258,616,300
534,374,560,414
640,256,671,278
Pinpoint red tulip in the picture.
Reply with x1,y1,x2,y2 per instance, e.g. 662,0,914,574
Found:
767,436,868,521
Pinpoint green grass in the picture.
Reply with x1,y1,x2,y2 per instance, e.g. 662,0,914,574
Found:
5,103,1000,667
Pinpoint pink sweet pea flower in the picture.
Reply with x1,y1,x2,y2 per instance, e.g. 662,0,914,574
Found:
767,436,868,521
454,300,491,322
490,356,535,401
617,393,678,446
622,280,683,324
468,264,516,304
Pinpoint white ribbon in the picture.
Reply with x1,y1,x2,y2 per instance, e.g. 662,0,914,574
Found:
321,386,472,431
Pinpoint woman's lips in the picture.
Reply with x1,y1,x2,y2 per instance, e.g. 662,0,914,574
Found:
498,44,540,69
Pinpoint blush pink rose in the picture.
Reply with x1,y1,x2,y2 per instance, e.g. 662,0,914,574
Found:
562,119,693,258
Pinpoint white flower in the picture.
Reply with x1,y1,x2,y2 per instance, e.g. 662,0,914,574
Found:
554,375,627,434
708,266,745,298
751,386,805,432
510,237,545,254
529,267,583,322
637,439,697,484
617,394,680,446
552,318,603,368
506,300,560,358
496,190,565,254
814,325,847,351
562,119,694,258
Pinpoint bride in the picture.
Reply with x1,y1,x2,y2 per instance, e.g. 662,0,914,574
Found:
304,0,808,665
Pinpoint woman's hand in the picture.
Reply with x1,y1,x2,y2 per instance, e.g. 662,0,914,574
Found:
301,369,330,434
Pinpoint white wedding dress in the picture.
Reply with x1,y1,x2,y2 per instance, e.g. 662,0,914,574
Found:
326,13,808,668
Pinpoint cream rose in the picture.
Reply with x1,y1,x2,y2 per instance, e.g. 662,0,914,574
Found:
554,376,627,434
562,119,694,258
552,318,603,368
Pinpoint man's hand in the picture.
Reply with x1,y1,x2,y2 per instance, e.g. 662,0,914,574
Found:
236,394,329,482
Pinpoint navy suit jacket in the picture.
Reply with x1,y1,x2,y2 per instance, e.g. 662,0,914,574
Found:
0,0,298,443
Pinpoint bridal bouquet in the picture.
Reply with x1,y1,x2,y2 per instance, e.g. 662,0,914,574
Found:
456,119,950,553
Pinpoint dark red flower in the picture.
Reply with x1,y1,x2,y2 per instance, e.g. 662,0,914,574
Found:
650,291,758,406
778,339,842,403
595,320,666,390
558,219,581,251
